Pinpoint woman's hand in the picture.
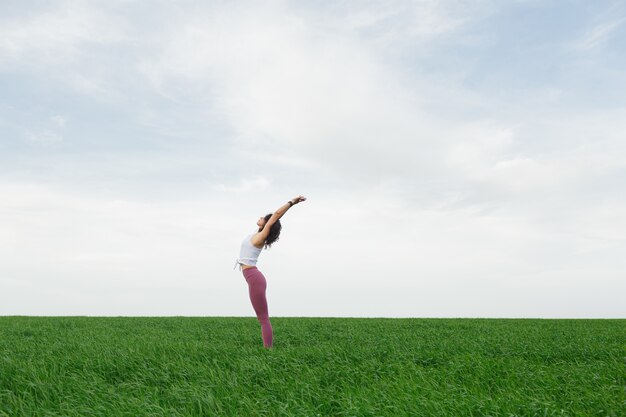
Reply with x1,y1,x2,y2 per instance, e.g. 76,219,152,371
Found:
291,195,307,205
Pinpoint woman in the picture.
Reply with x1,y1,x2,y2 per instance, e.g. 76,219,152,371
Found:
235,195,306,348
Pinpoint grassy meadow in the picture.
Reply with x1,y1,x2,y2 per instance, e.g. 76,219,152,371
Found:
0,317,624,416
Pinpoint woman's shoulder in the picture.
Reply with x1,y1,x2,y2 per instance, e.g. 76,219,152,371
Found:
249,232,265,249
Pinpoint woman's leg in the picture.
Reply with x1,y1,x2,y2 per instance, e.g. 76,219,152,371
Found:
243,268,273,348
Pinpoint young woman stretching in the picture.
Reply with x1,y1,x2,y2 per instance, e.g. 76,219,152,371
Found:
235,195,306,348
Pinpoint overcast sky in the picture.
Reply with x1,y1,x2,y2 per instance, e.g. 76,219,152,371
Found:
1,0,625,318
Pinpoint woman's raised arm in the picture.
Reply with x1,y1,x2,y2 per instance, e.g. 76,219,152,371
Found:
255,195,306,241
268,195,306,225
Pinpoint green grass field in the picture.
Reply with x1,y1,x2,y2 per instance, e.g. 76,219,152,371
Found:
0,317,624,417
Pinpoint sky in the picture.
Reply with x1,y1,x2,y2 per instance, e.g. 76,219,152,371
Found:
1,0,625,318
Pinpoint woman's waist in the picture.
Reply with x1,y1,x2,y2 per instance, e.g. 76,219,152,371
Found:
241,265,257,271
234,258,258,271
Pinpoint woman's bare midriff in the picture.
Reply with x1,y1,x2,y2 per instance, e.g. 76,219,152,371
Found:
241,264,256,270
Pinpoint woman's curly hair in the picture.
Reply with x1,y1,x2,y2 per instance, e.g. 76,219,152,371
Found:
260,213,281,248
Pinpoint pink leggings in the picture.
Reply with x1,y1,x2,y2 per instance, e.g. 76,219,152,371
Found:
243,267,273,348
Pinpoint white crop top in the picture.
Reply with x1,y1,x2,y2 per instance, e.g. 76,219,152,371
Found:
234,233,263,270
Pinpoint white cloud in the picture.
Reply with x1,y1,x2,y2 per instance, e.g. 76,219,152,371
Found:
444,122,516,179
212,176,271,193
23,130,64,145
136,0,506,194
0,2,129,63
50,115,67,128
312,0,495,46
574,17,626,50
